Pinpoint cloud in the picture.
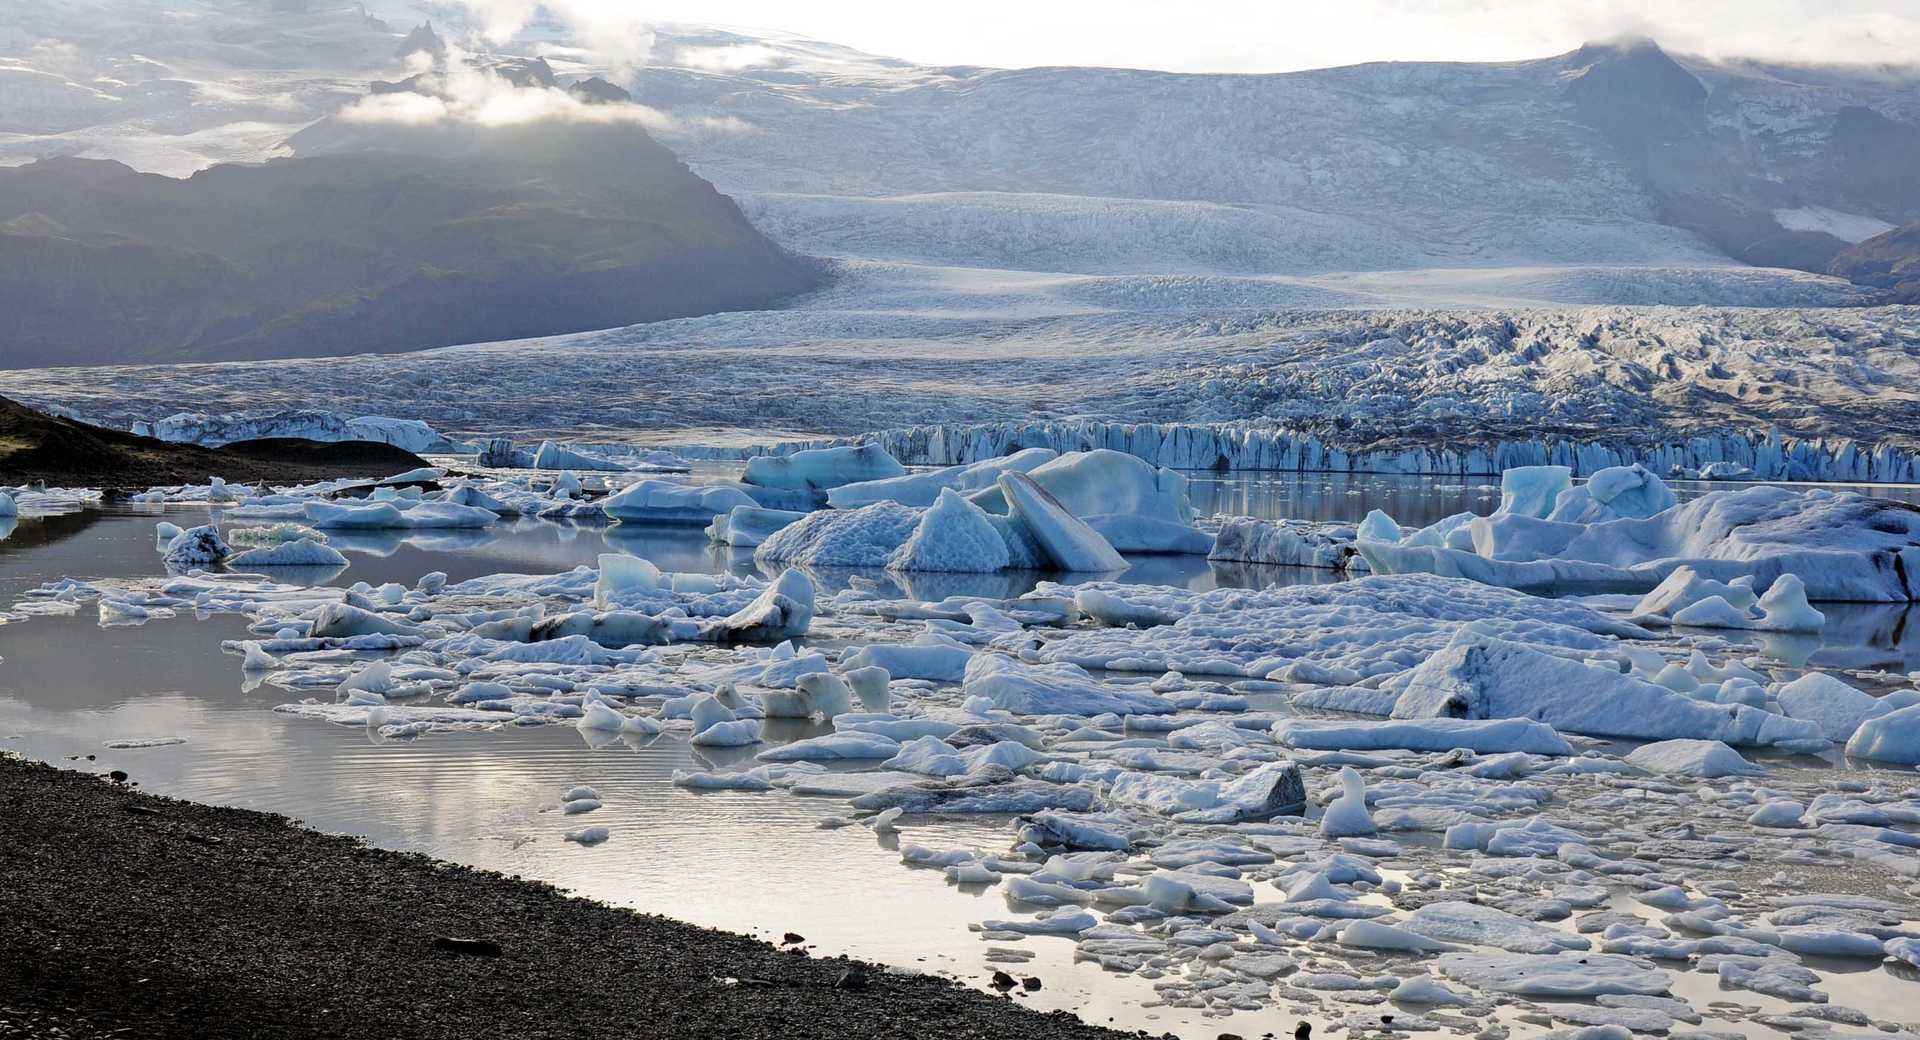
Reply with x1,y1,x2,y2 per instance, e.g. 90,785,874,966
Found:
337,47,659,127
419,0,1920,74
672,44,783,72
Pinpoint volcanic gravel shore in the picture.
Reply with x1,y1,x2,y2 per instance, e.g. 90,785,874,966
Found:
0,756,1148,1040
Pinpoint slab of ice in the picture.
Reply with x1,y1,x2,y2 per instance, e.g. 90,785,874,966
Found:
1844,703,1920,764
309,602,426,639
303,500,497,530
744,444,905,492
1366,486,1920,602
1209,518,1358,570
706,506,806,547
1776,673,1888,742
604,480,755,525
1546,464,1676,523
227,538,348,568
1436,952,1669,997
755,502,921,568
1625,739,1765,777
1272,717,1572,755
998,471,1126,572
1039,573,1643,680
1498,466,1574,520
1390,630,1824,747
969,449,1194,524
963,655,1174,716
1106,760,1306,823
841,642,973,682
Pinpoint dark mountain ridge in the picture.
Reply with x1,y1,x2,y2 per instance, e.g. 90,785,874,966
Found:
0,116,821,369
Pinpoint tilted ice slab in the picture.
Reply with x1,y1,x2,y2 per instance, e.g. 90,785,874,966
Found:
1364,486,1920,602
1036,573,1646,680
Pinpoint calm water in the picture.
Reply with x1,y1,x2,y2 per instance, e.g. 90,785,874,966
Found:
3,473,1918,1037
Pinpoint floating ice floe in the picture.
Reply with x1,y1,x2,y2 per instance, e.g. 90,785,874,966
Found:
606,479,756,525
1365,478,1920,602
1208,518,1360,571
744,443,907,498
227,538,349,568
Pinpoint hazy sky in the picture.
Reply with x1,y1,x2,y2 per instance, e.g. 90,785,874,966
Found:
445,0,1920,72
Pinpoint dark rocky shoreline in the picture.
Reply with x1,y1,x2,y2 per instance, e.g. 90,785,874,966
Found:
0,755,1147,1040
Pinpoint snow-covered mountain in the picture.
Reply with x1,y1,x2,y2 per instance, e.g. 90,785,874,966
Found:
623,26,1920,279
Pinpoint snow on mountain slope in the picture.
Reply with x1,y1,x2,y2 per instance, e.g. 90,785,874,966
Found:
0,0,393,175
627,26,1920,278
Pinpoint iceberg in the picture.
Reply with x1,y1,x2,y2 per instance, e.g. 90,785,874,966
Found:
1106,760,1306,823
604,480,755,525
303,500,497,529
1497,466,1573,519
1844,703,1920,764
1271,717,1573,755
887,489,1011,573
1545,464,1676,523
962,655,1175,716
744,444,905,492
968,449,1194,524
227,538,348,568
532,440,636,472
162,525,229,567
998,471,1126,572
145,409,451,452
1317,767,1375,837
1625,739,1765,777
1209,518,1359,570
1776,673,1888,742
827,448,1057,509
1365,486,1920,602
705,506,806,548
698,568,816,642
1389,630,1826,748
754,502,921,568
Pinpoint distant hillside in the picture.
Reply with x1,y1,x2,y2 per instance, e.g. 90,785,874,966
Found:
0,119,820,368
1830,222,1920,302
0,395,424,486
